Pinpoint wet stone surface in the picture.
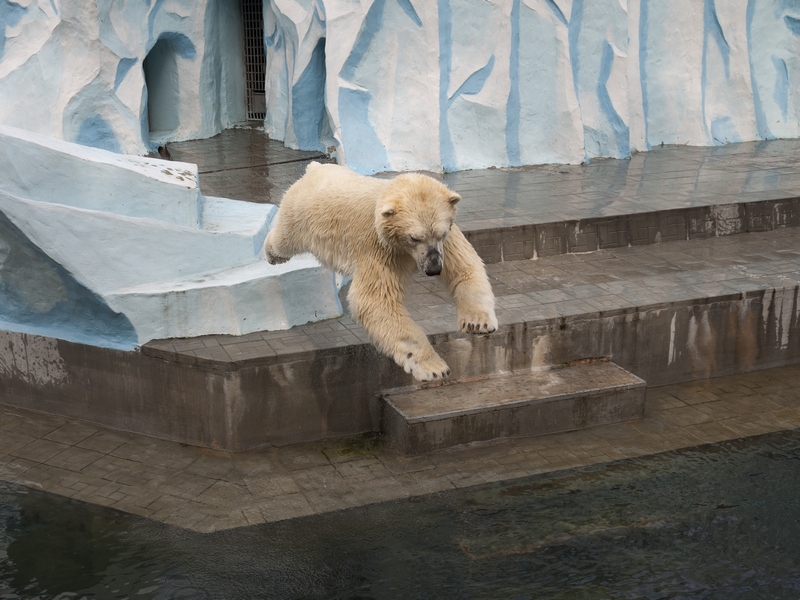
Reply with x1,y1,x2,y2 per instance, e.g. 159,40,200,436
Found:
1,364,800,532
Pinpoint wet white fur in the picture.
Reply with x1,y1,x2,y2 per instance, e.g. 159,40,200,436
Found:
264,162,497,381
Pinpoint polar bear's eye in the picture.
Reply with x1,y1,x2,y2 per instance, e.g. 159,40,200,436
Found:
410,236,423,244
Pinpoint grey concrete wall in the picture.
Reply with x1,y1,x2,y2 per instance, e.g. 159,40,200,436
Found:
0,285,798,451
465,198,800,264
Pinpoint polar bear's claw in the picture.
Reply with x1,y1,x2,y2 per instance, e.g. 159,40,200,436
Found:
399,351,451,382
266,253,290,265
459,315,498,335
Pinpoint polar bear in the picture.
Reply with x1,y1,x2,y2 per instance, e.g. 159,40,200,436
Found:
264,162,497,381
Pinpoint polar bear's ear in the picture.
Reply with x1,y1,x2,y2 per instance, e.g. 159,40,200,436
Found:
379,204,396,218
448,194,461,206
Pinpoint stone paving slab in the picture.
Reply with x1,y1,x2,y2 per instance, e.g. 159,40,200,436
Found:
170,131,800,255
144,227,800,368
444,140,800,232
166,126,330,203
382,361,646,454
1,365,799,532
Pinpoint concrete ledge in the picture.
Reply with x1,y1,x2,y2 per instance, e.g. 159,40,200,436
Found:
381,361,646,454
0,284,797,451
464,197,800,264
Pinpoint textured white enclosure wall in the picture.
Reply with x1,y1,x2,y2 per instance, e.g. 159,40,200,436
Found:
2,0,799,172
306,0,800,174
263,0,333,151
0,0,246,155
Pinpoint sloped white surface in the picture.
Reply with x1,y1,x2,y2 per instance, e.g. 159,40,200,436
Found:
0,124,200,227
0,130,340,348
107,257,342,343
0,193,263,294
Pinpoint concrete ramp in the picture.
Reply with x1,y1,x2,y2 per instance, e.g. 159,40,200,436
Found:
381,361,646,454
0,125,342,348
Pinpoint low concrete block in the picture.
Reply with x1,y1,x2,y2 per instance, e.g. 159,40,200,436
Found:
381,361,646,454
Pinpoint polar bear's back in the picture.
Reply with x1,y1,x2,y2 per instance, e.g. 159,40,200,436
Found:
275,162,388,273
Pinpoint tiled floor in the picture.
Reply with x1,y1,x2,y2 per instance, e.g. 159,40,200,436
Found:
1,364,799,532
145,227,800,366
4,131,799,532
170,129,800,233
167,125,331,203
442,140,800,232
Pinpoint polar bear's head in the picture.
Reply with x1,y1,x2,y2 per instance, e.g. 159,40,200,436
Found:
375,173,461,276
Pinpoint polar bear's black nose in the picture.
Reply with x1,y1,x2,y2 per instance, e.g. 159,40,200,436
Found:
424,249,442,276
425,263,442,276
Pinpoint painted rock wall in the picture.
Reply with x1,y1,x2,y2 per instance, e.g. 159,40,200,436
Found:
267,0,800,173
1,0,798,173
0,0,245,155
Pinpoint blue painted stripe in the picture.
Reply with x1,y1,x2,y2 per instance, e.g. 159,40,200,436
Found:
639,0,651,150
338,87,390,173
772,56,789,122
706,0,730,77
292,38,327,151
340,0,386,81
506,0,521,166
0,0,28,60
746,0,771,139
438,0,456,172
568,0,584,160
147,0,166,48
397,0,422,27
598,40,630,156
76,115,121,153
114,57,137,91
701,0,731,142
784,15,800,35
447,55,495,106
544,0,568,26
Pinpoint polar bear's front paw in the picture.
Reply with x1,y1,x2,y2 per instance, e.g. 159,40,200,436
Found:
458,308,498,334
398,350,451,382
266,252,290,265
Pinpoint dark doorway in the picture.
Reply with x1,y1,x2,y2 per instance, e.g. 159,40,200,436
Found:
143,37,181,137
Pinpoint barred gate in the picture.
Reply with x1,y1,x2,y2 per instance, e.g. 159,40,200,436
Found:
241,0,266,120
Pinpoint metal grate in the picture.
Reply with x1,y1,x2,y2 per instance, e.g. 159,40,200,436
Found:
241,0,266,120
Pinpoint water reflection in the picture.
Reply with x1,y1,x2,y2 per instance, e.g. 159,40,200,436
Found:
2,429,800,598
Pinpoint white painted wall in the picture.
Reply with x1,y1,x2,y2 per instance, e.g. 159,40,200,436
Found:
0,0,246,154
2,0,795,173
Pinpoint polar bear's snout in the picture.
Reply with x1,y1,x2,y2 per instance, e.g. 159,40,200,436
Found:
423,247,443,276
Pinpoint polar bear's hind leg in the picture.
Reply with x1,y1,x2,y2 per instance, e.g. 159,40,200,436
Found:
263,221,293,265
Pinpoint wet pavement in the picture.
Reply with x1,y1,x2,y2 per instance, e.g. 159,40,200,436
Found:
167,125,331,203
145,226,800,366
170,128,800,233
2,130,799,530
1,364,799,532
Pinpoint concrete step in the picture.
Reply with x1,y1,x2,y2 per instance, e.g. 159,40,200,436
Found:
106,256,342,344
380,361,646,454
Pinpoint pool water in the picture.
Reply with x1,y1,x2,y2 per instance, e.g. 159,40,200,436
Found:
2,429,800,599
